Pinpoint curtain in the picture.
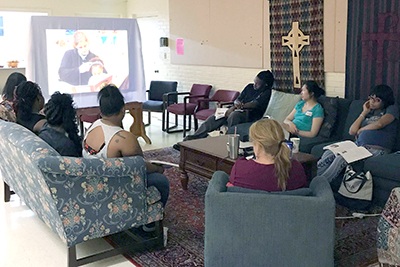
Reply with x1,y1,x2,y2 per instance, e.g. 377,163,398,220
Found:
346,0,400,101
269,0,324,92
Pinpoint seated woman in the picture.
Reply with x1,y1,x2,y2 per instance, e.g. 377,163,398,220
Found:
82,85,169,209
39,92,82,157
0,72,26,122
281,81,325,138
318,84,398,183
228,118,307,192
13,81,46,134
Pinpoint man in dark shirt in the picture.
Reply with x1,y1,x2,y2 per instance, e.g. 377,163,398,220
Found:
180,70,274,142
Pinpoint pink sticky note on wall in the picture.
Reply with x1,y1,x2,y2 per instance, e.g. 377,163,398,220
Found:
176,38,184,55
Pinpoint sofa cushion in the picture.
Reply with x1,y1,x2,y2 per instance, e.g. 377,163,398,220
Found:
317,96,338,138
341,100,364,141
263,90,301,122
227,186,312,196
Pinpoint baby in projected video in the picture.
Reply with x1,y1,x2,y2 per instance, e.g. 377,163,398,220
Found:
58,31,107,86
88,57,112,91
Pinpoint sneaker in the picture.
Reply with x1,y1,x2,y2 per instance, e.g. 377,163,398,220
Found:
173,144,180,151
142,222,156,232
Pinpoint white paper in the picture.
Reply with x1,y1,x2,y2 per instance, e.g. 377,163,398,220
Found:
323,140,373,163
214,108,229,120
147,160,179,168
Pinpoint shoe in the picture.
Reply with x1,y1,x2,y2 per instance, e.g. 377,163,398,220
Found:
142,222,156,232
173,144,180,151
184,135,197,141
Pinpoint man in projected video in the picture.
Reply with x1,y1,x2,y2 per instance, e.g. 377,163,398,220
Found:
58,31,106,86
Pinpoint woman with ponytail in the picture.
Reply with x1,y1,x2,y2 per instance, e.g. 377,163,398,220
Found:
13,81,46,133
39,92,82,157
227,119,306,191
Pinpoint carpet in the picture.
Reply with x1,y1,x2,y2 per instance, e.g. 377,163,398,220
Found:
105,147,381,266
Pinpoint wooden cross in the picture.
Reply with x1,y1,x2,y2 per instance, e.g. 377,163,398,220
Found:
282,22,310,89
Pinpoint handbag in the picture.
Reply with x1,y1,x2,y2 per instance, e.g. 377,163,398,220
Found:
338,165,373,201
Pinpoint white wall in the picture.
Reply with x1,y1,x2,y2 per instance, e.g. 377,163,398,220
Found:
127,0,347,97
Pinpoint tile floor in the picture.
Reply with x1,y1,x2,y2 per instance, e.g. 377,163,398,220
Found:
0,112,192,267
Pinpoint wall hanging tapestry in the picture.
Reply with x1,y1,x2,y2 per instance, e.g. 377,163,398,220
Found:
269,0,324,92
346,0,400,101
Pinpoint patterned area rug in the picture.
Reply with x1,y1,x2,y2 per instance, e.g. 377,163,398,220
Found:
105,147,380,266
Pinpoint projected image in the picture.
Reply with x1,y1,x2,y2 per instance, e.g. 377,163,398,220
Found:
46,29,129,95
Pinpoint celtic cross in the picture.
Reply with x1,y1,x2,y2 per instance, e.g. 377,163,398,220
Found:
282,22,310,89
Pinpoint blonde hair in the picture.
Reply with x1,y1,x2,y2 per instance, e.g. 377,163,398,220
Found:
249,119,291,190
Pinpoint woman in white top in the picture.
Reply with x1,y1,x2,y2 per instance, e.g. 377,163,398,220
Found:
82,85,169,209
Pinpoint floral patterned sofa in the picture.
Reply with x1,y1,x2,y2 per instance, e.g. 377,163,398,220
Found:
0,120,164,266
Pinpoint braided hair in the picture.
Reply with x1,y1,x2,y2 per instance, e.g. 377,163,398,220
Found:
44,92,82,152
13,81,42,120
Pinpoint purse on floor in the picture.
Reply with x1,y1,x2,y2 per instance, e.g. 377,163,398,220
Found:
338,165,373,201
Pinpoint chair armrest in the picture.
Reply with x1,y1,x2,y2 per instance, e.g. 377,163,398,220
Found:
162,91,190,107
37,155,164,247
220,101,235,107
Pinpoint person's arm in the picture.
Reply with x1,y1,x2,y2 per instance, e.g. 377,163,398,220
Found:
357,114,395,135
297,117,324,138
282,108,299,134
349,100,371,136
117,131,164,174
33,119,46,134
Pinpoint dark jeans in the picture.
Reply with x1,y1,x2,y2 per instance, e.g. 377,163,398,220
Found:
147,172,170,206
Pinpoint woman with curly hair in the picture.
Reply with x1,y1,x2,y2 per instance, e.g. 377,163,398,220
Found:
39,92,82,157
13,81,46,133
0,72,26,122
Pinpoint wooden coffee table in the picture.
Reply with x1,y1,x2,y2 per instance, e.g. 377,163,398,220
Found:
178,135,317,190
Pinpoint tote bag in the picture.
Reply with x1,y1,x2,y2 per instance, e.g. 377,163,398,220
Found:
338,165,373,201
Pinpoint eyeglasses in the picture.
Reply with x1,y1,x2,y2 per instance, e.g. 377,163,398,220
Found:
368,95,382,102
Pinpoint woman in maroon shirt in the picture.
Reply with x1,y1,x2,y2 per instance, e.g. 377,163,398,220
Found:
228,118,307,191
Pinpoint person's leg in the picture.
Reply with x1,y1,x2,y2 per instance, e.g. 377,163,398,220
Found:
317,150,348,183
226,111,248,128
147,172,170,206
184,115,227,140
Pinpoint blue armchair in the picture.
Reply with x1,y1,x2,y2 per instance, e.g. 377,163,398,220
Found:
205,171,335,267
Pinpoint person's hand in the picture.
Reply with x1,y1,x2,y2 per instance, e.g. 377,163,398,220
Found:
287,121,299,134
225,106,236,118
357,127,365,136
362,100,371,115
153,164,164,174
79,62,92,73
234,101,244,109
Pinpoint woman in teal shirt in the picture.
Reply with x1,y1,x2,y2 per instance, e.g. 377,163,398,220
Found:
282,81,325,138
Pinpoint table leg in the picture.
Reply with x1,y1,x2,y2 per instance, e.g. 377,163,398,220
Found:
128,103,152,144
180,171,189,190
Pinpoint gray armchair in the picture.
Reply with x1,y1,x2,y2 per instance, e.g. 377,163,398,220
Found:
205,171,335,267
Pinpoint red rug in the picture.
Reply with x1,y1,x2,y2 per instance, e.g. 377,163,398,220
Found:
105,147,380,266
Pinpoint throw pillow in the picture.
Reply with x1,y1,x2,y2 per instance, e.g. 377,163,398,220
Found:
264,90,301,122
318,96,339,138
